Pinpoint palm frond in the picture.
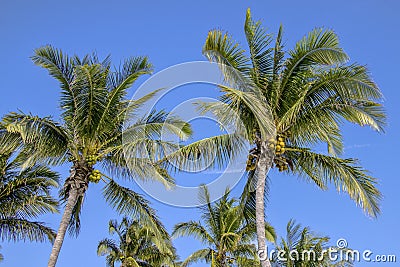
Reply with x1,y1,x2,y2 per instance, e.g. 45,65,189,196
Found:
66,194,84,237
219,85,275,139
244,8,274,86
97,238,120,256
181,248,212,267
0,218,56,243
162,133,246,173
2,112,68,167
96,57,153,134
72,63,109,138
102,180,171,253
172,221,214,244
239,170,273,224
203,30,250,87
124,110,192,141
287,148,381,217
31,46,76,111
281,28,349,91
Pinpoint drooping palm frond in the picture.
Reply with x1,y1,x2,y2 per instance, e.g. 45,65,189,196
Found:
0,218,56,243
164,133,246,174
172,221,214,244
0,177,58,219
0,146,59,244
102,180,172,253
180,248,212,267
124,109,192,143
65,194,84,236
2,112,69,167
98,240,122,267
239,169,270,221
31,46,76,112
286,148,381,217
203,30,250,88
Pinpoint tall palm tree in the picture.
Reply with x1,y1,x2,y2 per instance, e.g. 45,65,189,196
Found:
97,217,177,267
173,186,276,267
271,220,353,267
202,8,385,267
1,46,192,267
0,129,59,251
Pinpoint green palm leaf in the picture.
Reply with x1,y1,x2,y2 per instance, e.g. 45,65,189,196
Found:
287,148,381,217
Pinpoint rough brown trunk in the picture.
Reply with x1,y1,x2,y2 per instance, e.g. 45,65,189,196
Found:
256,141,273,267
47,162,90,267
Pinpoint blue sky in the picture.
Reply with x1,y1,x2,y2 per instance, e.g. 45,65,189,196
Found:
1,0,399,266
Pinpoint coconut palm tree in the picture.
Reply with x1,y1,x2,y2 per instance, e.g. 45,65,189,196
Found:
271,220,353,267
97,217,177,267
173,186,276,267
202,8,385,267
1,46,192,267
0,129,59,251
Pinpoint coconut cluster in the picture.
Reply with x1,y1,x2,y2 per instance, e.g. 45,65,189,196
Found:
89,169,101,183
268,136,289,172
86,154,97,165
245,135,291,172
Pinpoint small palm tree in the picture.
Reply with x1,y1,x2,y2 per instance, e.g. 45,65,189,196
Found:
0,129,59,249
173,186,276,267
2,46,191,267
202,9,386,266
97,217,177,267
271,220,353,267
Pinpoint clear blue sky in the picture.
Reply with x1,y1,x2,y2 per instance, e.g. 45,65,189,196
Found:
1,0,399,266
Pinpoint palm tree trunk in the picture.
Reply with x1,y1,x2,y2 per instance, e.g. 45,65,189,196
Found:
47,162,89,267
47,189,78,267
256,141,272,267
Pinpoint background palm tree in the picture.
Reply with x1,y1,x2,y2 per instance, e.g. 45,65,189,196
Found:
202,8,385,267
271,220,353,267
1,46,192,267
173,186,276,267
97,217,177,267
0,128,59,253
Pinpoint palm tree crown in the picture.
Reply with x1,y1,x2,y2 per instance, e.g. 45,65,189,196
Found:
173,186,276,267
272,220,353,267
98,217,177,267
1,46,191,267
202,8,385,267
